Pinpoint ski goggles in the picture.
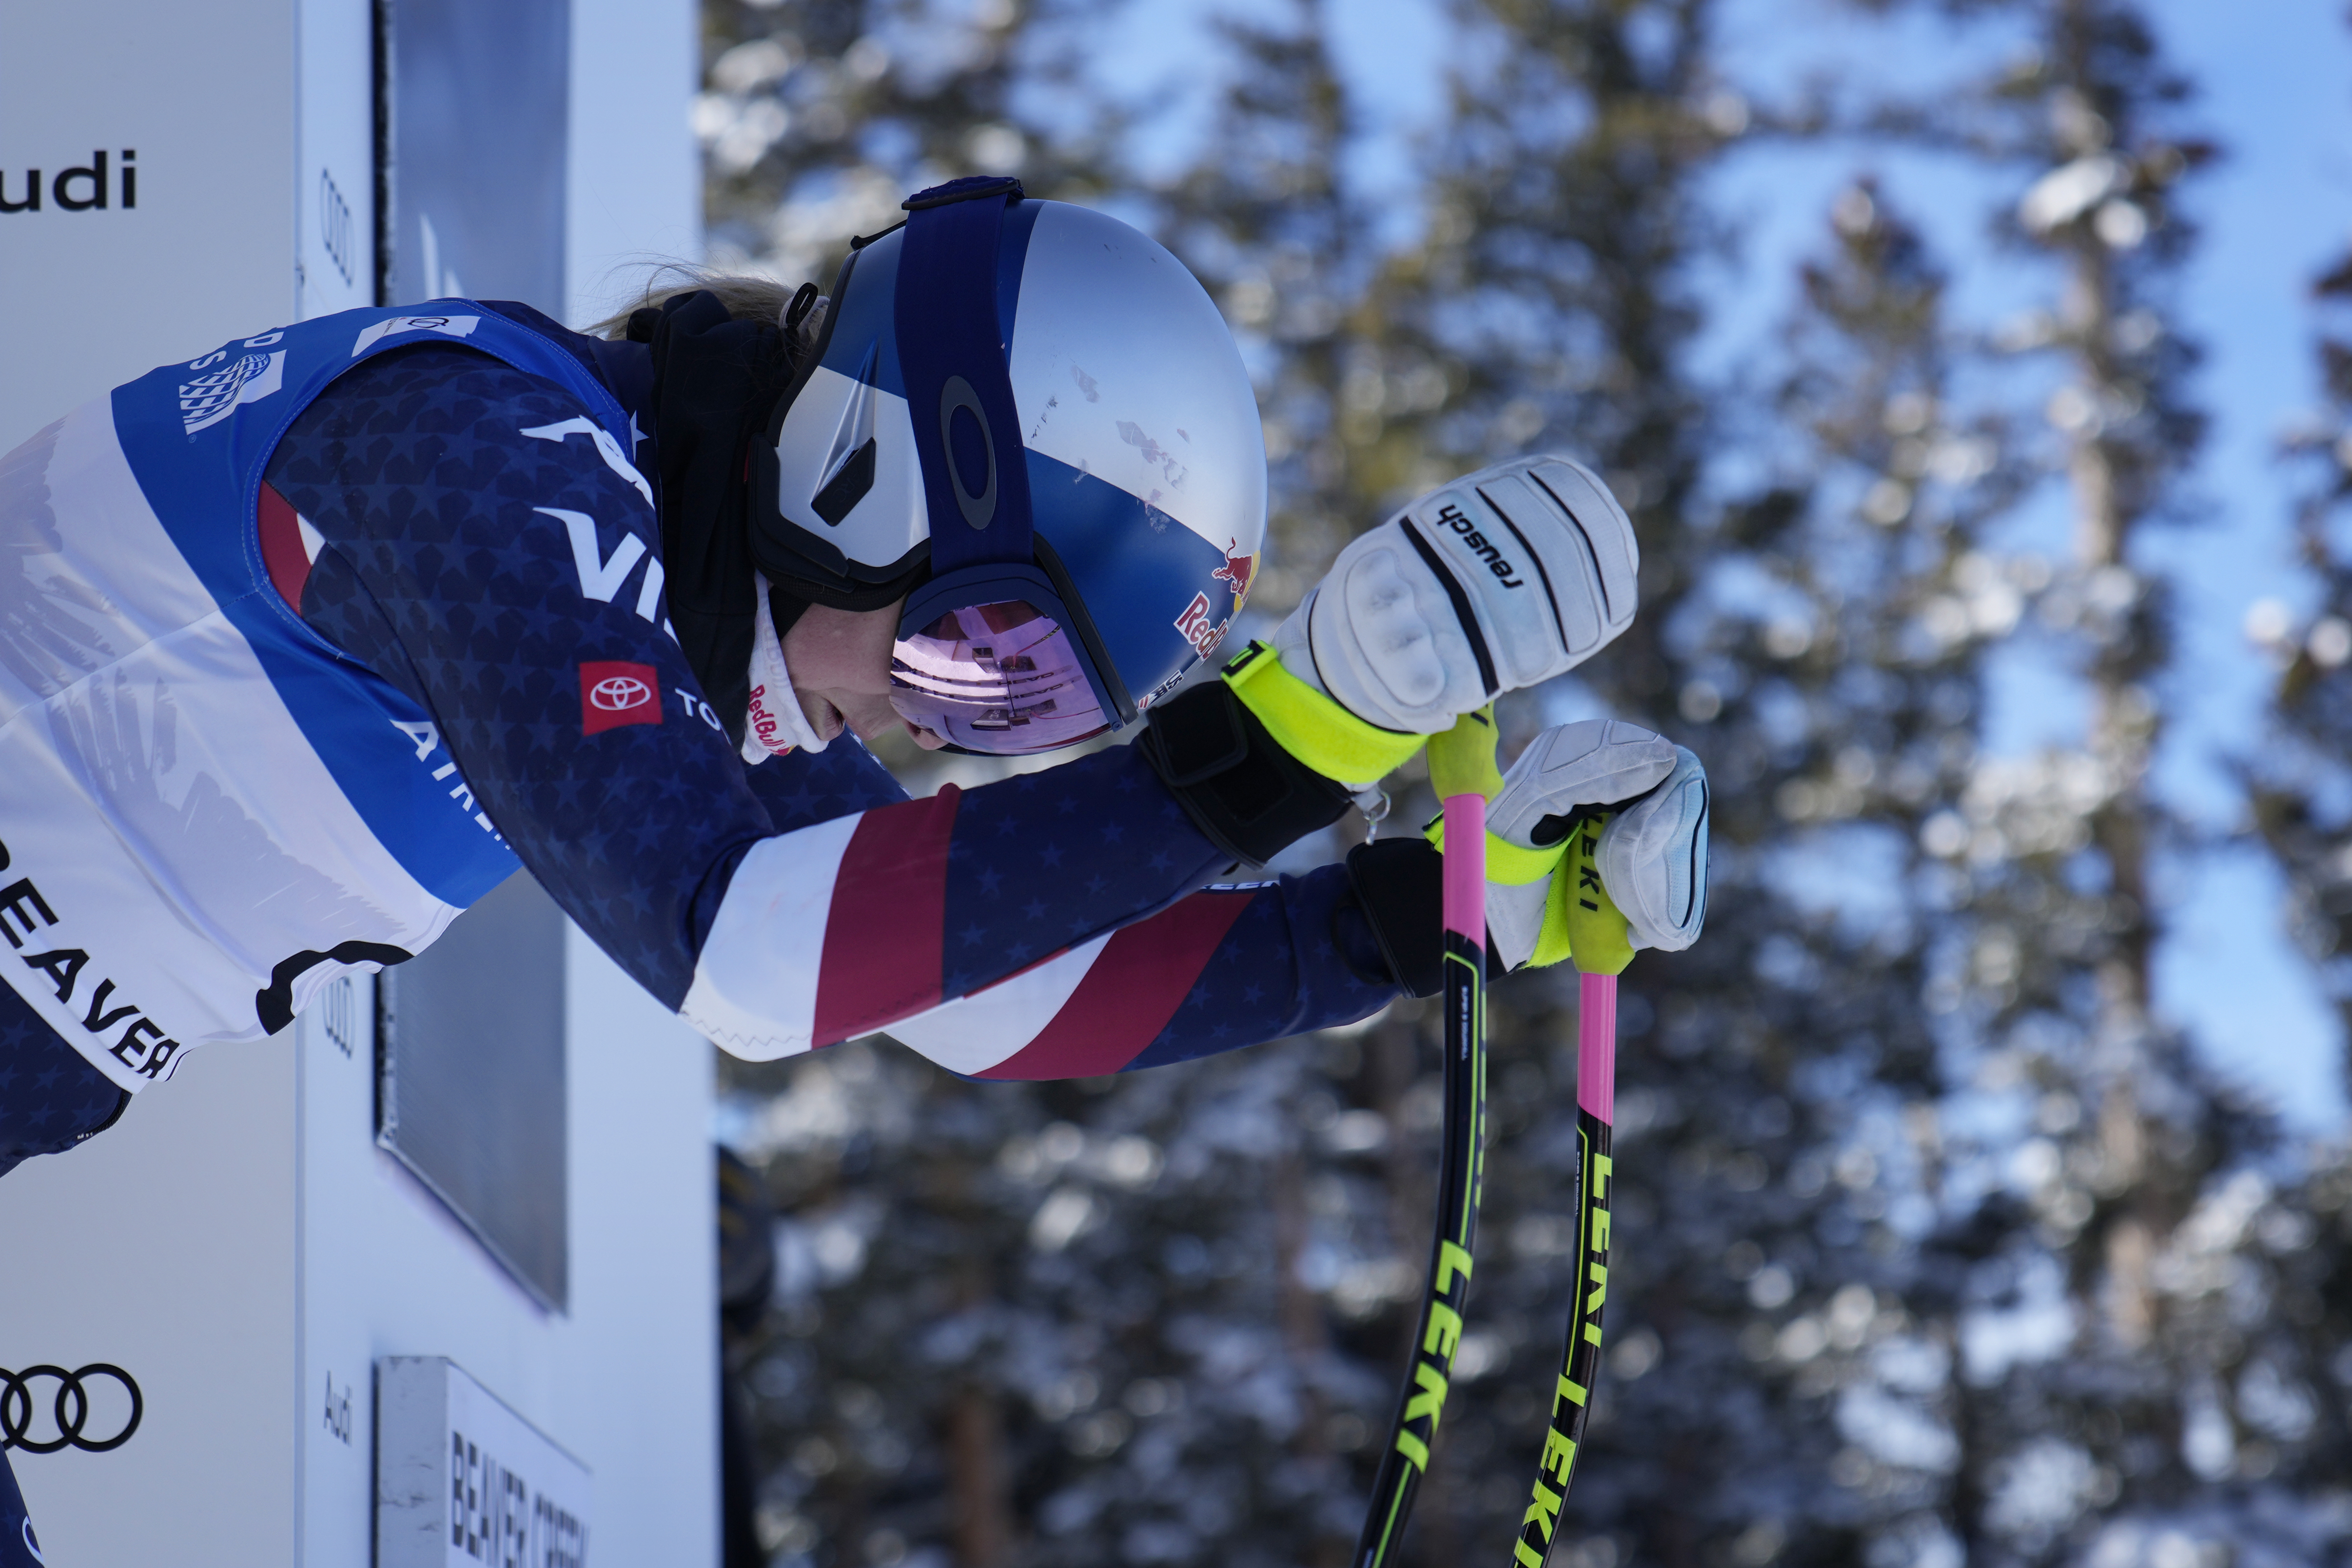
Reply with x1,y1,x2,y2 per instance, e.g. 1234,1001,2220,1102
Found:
889,597,1113,754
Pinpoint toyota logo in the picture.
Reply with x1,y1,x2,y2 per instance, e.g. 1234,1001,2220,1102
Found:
1,1364,142,1453
589,675,651,712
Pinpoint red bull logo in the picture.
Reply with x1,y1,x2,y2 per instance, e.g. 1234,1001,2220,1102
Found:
1174,592,1228,658
1172,538,1258,663
1210,538,1258,609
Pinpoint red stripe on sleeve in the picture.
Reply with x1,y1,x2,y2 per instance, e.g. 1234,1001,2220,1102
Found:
980,889,1254,1080
257,481,314,609
812,785,961,1045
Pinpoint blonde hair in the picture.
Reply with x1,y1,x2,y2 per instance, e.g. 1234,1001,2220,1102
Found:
586,264,809,341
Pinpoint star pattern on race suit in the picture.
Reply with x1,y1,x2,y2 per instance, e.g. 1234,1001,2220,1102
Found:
745,741,909,832
940,746,1227,1000
0,980,125,1179
1123,866,1395,1073
268,346,790,1007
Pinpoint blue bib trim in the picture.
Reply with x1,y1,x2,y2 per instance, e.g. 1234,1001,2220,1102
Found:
111,305,638,907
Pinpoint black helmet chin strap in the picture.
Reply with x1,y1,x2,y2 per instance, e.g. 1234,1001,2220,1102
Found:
644,290,794,746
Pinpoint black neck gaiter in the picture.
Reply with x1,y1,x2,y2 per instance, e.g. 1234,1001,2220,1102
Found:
642,291,796,746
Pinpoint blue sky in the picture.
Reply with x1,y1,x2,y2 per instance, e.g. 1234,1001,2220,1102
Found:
1086,0,2352,1128
2136,0,2349,1130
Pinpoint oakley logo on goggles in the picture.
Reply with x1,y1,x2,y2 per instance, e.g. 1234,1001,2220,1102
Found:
888,600,1110,754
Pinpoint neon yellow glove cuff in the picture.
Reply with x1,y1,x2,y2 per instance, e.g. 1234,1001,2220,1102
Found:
1221,642,1426,782
1561,813,1634,975
1423,706,1567,881
1426,707,1504,803
1425,817,1566,886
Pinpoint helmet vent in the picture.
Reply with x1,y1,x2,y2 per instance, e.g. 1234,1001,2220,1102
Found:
807,342,881,527
811,439,876,527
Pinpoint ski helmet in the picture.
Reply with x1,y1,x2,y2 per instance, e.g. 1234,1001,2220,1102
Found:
749,177,1268,754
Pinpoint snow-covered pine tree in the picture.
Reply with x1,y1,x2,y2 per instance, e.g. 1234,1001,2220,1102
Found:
696,0,1120,287
1812,1,2352,1560
2254,232,2352,1083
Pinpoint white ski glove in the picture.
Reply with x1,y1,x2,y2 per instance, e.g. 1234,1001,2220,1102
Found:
1431,719,1708,970
1277,455,1638,733
1213,456,1636,795
1599,745,1710,953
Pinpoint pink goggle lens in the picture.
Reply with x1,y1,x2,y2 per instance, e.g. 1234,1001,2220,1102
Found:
888,601,1110,755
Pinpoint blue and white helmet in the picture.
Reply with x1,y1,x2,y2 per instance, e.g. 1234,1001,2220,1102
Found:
750,177,1268,754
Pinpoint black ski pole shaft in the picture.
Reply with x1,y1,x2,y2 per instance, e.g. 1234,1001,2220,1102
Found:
1354,716,1492,1568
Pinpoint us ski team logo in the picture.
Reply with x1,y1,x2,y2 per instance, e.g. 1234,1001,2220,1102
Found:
178,351,287,434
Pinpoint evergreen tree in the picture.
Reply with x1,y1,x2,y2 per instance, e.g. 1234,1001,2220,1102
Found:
1751,4,2352,1563
696,0,1122,288
2252,236,2352,1074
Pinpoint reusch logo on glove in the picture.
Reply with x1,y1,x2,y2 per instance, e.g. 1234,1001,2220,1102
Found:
579,661,662,734
1431,499,1526,588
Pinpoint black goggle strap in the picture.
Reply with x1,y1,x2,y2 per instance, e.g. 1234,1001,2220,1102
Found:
893,176,1034,581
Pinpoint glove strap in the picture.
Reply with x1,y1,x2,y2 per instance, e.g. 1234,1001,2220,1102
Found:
1344,837,1503,997
1425,818,1565,886
1221,642,1425,783
1425,706,1504,802
1140,678,1354,867
1424,706,1561,881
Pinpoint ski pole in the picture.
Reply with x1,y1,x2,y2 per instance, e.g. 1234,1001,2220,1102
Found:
1356,709,1498,1568
1507,815,1633,1567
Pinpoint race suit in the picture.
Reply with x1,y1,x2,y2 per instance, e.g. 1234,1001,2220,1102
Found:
0,300,1401,1175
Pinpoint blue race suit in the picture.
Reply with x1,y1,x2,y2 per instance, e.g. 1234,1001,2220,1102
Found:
0,1440,40,1568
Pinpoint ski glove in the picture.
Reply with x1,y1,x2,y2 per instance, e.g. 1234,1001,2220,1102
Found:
1148,457,1637,865
1600,744,1710,954
1429,719,1709,969
1272,455,1638,739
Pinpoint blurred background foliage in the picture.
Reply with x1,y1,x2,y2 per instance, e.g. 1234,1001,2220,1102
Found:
694,1,2352,1564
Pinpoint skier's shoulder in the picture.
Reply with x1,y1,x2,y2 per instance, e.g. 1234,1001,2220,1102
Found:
475,299,652,413
276,348,648,510
260,298,644,443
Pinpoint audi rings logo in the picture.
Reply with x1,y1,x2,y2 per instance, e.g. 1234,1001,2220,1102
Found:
589,675,651,712
0,1364,142,1453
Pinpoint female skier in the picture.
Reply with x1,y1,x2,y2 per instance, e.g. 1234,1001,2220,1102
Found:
0,169,1711,1155
0,175,1708,1559
0,169,1710,1162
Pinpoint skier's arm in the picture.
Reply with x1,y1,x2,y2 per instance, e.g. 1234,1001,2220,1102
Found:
884,862,1404,1078
264,343,1241,1052
891,710,1721,1079
737,733,910,829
